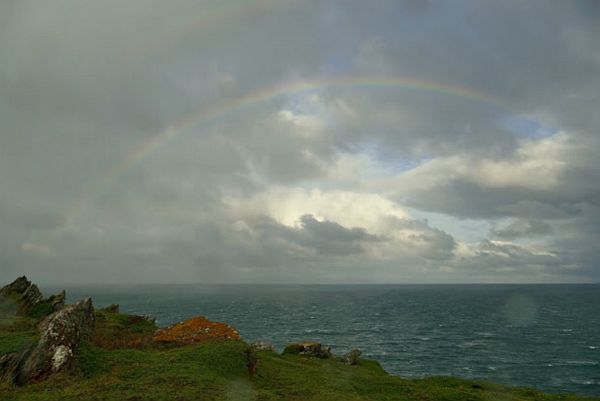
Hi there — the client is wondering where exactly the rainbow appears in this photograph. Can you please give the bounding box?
[66,75,506,220]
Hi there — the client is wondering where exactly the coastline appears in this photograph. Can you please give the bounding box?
[1,278,599,400]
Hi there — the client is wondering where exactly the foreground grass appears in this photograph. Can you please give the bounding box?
[1,311,598,401]
[0,317,38,356]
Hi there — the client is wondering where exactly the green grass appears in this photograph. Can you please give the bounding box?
[2,342,597,401]
[92,310,157,349]
[250,350,596,401]
[0,296,20,318]
[1,311,598,401]
[0,317,38,356]
[27,301,54,319]
[1,341,252,401]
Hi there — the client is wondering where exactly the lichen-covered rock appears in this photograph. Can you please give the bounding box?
[0,276,43,316]
[250,341,276,352]
[153,316,241,344]
[282,342,332,358]
[342,348,362,365]
[15,298,95,385]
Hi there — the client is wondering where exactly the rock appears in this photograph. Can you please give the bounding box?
[0,276,43,316]
[282,342,332,358]
[15,298,95,385]
[153,316,241,344]
[1,277,67,318]
[342,348,362,365]
[250,341,275,352]
[46,290,66,312]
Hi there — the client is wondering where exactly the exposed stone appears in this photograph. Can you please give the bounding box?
[282,342,332,358]
[0,276,43,316]
[153,316,241,344]
[50,345,72,371]
[15,297,95,385]
[342,348,362,365]
[250,341,276,352]
[46,290,66,312]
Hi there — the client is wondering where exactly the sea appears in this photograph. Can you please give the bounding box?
[51,284,599,396]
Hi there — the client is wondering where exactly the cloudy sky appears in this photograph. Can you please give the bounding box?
[1,0,599,284]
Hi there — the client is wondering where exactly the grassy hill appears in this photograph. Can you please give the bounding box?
[1,309,598,401]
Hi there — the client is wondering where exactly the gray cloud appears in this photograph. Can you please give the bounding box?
[491,220,553,240]
[1,0,599,284]
[0,202,66,230]
[277,214,383,256]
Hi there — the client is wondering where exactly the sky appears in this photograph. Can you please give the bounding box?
[1,0,599,285]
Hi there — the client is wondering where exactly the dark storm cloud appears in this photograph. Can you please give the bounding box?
[0,0,599,284]
[257,214,383,256]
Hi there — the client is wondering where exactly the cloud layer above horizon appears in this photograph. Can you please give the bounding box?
[1,0,599,284]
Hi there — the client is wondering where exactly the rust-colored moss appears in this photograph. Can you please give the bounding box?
[153,316,241,344]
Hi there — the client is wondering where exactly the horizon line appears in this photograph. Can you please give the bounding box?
[36,281,599,287]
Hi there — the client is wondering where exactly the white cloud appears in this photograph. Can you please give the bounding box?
[388,132,571,193]
[20,242,55,258]
[277,109,324,138]
[224,186,408,232]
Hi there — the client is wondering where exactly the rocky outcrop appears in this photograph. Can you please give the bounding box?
[0,276,66,317]
[46,290,66,313]
[0,276,43,316]
[14,298,95,385]
[250,341,276,352]
[342,348,362,365]
[153,316,241,344]
[282,342,331,358]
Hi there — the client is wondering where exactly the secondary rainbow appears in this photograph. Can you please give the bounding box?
[66,75,506,220]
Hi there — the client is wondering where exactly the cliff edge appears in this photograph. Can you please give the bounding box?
[1,277,597,401]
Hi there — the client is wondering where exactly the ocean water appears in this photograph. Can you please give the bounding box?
[55,284,599,395]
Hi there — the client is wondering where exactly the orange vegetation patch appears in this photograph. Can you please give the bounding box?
[153,316,241,344]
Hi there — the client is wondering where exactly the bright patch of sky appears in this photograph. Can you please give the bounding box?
[500,115,559,139]
[405,207,491,243]
[361,142,431,175]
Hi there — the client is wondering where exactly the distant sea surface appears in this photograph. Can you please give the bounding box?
[52,284,599,395]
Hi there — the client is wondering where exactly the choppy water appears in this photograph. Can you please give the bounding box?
[55,284,599,395]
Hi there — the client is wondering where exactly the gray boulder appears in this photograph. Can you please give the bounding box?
[250,341,276,352]
[282,342,332,358]
[342,348,362,365]
[15,297,95,385]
